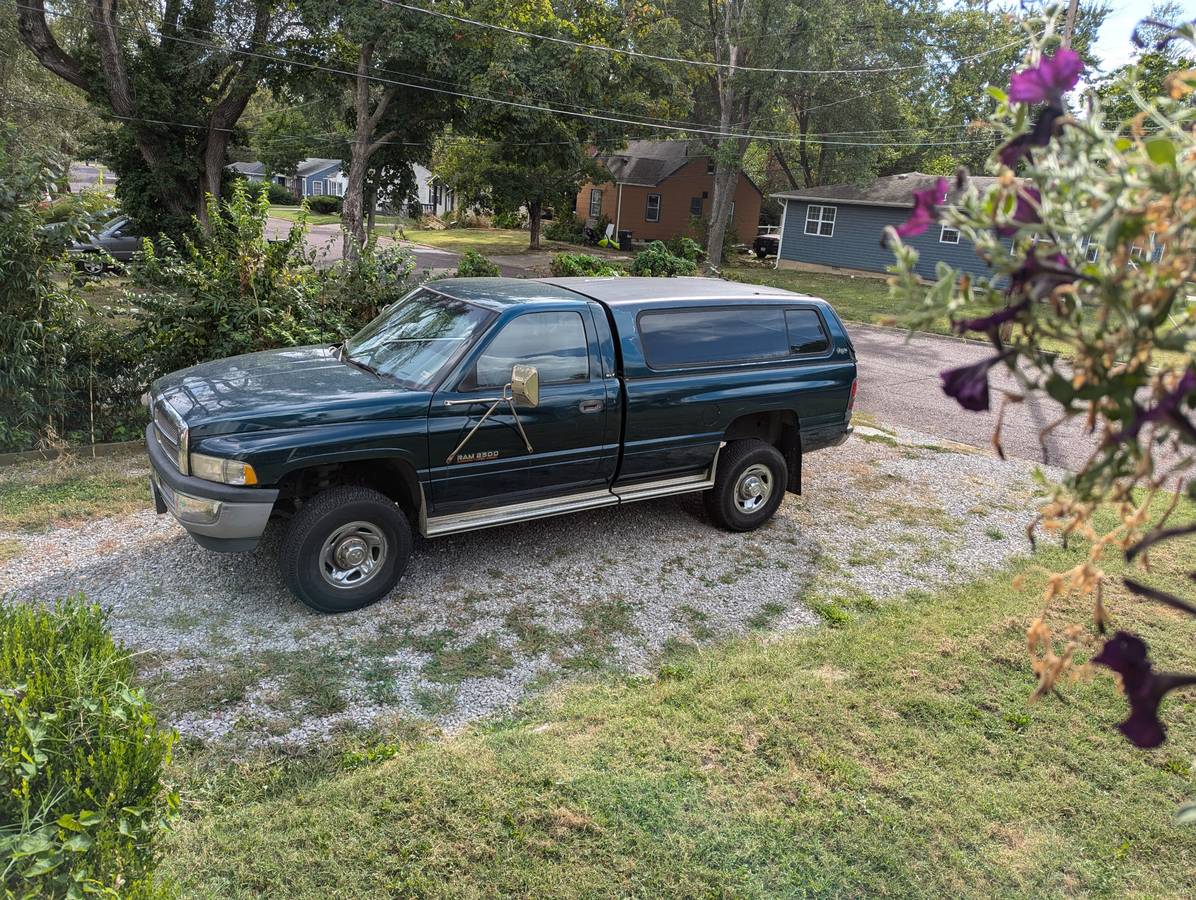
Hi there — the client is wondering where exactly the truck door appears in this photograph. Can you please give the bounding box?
[427,308,615,515]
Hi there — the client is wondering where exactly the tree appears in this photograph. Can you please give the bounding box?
[14,0,284,234]
[435,0,674,250]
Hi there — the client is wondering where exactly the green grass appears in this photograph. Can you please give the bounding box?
[267,205,408,228]
[0,452,149,531]
[400,226,593,257]
[723,264,979,335]
[163,519,1196,897]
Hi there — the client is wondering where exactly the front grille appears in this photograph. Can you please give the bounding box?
[152,396,188,473]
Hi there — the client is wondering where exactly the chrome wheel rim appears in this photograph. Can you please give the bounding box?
[81,260,103,274]
[319,521,387,590]
[734,463,773,514]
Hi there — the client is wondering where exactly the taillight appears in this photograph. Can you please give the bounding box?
[848,378,858,413]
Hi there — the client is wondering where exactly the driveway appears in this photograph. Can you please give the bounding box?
[850,323,1095,471]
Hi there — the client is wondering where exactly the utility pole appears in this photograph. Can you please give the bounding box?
[1063,0,1079,46]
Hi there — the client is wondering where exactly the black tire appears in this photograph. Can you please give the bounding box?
[76,258,105,276]
[280,485,412,613]
[703,439,788,532]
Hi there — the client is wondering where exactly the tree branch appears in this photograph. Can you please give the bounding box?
[92,0,134,116]
[14,0,88,92]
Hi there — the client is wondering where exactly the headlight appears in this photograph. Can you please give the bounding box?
[190,452,258,485]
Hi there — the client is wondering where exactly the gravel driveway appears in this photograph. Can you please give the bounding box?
[0,422,1058,749]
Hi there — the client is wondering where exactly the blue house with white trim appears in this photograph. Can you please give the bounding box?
[773,172,1001,282]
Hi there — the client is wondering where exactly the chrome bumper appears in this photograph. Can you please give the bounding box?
[145,423,278,552]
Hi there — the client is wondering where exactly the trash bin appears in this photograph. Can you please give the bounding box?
[618,229,632,251]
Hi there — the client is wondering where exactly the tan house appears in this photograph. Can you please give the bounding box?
[573,140,762,245]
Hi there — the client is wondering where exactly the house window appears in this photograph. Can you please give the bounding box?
[690,197,703,217]
[645,193,661,222]
[428,184,436,204]
[706,159,716,175]
[804,205,836,237]
[939,225,960,244]
[312,180,325,196]
[588,189,603,218]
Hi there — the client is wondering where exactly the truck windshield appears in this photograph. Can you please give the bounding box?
[343,288,493,389]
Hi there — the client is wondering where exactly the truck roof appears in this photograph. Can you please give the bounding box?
[429,276,824,310]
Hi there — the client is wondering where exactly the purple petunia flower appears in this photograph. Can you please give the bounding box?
[894,177,949,238]
[996,187,1041,237]
[1009,48,1084,105]
[1009,250,1080,300]
[953,298,1030,336]
[940,355,1004,412]
[1092,631,1196,748]
[1114,367,1196,444]
[997,105,1066,169]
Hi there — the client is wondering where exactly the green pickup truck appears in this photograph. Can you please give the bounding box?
[147,277,857,612]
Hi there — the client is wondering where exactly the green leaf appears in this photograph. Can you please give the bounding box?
[1145,137,1177,167]
[986,85,1008,103]
[63,833,93,853]
[1175,802,1196,825]
[57,813,83,832]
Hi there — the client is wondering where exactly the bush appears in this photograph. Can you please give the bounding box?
[491,208,526,230]
[543,215,586,244]
[307,194,342,214]
[0,598,177,897]
[664,236,706,264]
[456,250,501,278]
[265,181,297,205]
[628,241,699,277]
[549,252,622,277]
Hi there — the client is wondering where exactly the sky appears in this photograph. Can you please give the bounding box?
[1093,0,1196,73]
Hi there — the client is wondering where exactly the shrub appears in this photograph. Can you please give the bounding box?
[307,194,342,214]
[265,181,298,205]
[664,236,706,264]
[549,252,622,277]
[491,208,526,230]
[0,598,177,897]
[456,250,501,278]
[628,241,699,277]
[543,215,586,244]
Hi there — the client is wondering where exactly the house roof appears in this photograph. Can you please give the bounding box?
[295,157,343,176]
[771,172,1000,208]
[225,161,265,175]
[596,140,706,187]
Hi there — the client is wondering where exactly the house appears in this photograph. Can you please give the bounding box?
[772,172,1002,281]
[413,163,455,216]
[573,140,762,245]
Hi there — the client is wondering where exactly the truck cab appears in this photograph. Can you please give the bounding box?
[147,277,857,612]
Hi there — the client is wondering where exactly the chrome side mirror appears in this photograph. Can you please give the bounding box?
[510,364,539,408]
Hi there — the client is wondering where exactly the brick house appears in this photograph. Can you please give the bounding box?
[573,140,762,245]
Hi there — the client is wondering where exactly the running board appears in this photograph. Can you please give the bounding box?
[421,454,719,538]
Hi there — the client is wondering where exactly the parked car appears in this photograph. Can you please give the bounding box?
[68,215,142,273]
[753,225,780,259]
[145,277,858,612]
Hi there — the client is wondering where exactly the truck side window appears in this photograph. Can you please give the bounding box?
[784,309,829,355]
[474,311,589,388]
[639,308,789,368]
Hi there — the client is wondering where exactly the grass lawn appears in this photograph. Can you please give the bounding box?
[723,264,979,336]
[163,513,1196,897]
[0,451,149,532]
[267,205,409,229]
[400,226,592,257]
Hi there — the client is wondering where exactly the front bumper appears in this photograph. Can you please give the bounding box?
[146,423,278,552]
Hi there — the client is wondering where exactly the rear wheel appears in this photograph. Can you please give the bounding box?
[280,485,412,613]
[77,257,105,276]
[703,439,787,532]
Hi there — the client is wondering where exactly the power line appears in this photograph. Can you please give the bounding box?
[376,0,1030,76]
[15,5,1002,149]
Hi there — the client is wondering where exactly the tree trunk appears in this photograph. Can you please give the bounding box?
[705,151,740,269]
[772,143,800,191]
[342,43,398,261]
[528,199,542,250]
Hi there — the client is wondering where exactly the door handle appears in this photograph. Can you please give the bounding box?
[579,399,604,414]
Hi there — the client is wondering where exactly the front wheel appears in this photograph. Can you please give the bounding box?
[76,257,105,276]
[280,485,412,613]
[703,439,788,532]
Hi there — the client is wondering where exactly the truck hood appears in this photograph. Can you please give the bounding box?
[152,345,431,436]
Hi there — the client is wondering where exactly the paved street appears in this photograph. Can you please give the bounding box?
[849,323,1094,471]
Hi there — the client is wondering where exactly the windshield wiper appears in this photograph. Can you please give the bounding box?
[335,343,384,380]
